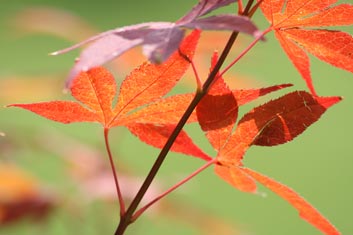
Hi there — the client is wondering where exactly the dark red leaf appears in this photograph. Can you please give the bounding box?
[218,91,341,165]
[253,91,342,146]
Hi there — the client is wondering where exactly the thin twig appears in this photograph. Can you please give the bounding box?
[132,159,216,221]
[104,128,125,216]
[115,31,241,235]
[219,27,272,77]
[115,1,257,234]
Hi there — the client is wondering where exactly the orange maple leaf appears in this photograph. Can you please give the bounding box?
[259,0,353,95]
[9,30,210,160]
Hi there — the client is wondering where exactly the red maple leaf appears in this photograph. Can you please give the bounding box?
[140,50,346,235]
[197,87,342,234]
[126,52,338,233]
[8,31,210,160]
[259,0,353,95]
[128,47,342,233]
[127,52,292,154]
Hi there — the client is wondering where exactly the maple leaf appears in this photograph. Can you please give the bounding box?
[123,51,292,126]
[259,0,353,95]
[125,52,291,155]
[216,91,341,166]
[101,50,291,160]
[165,50,341,233]
[8,31,208,160]
[51,0,261,84]
[196,52,238,152]
[127,123,212,161]
[197,90,341,234]
[121,84,291,125]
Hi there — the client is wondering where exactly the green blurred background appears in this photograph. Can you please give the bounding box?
[0,0,352,235]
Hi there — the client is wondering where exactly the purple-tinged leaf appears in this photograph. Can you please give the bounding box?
[55,22,184,84]
[51,23,155,56]
[52,0,262,86]
[177,0,237,24]
[67,34,142,87]
[182,14,258,36]
[142,26,185,63]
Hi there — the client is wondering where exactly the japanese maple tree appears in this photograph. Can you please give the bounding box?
[7,0,353,234]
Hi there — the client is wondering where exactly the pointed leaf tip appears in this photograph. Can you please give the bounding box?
[217,91,341,165]
[253,91,342,146]
[8,101,99,124]
[233,83,293,106]
[243,168,340,235]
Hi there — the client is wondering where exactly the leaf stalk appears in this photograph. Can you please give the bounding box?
[104,128,125,216]
[131,158,216,222]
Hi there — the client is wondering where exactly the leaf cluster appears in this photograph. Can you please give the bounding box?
[8,0,353,234]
